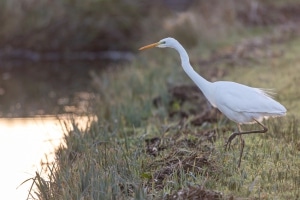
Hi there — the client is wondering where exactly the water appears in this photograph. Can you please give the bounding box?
[0,62,101,117]
[0,61,101,199]
[0,116,92,199]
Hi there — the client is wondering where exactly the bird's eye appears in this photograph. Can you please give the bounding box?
[161,41,166,44]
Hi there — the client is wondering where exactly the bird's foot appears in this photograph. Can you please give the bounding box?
[224,140,231,151]
[224,134,237,151]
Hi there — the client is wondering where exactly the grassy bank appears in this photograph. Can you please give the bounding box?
[29,28,300,199]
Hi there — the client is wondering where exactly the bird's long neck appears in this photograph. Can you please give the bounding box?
[174,44,213,102]
[176,44,211,93]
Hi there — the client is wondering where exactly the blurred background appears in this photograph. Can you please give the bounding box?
[1,0,299,117]
[1,0,300,199]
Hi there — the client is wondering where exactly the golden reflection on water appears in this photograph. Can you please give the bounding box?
[0,115,92,199]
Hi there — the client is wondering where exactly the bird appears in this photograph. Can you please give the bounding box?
[139,37,287,167]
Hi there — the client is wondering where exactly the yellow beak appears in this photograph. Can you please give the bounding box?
[139,42,159,50]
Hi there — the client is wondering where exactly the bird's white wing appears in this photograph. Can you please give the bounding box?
[214,81,286,115]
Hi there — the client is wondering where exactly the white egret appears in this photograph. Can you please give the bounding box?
[139,37,286,167]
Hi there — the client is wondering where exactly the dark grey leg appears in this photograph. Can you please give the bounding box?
[237,125,244,168]
[224,119,268,167]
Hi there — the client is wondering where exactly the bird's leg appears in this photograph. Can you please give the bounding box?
[238,125,245,168]
[225,120,268,150]
[224,120,268,167]
[224,126,239,150]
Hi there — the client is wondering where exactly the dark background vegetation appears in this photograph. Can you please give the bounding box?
[1,0,298,53]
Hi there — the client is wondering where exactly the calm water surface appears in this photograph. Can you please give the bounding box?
[0,62,102,199]
[0,116,92,199]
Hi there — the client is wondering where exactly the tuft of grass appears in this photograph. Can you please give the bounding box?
[29,119,149,199]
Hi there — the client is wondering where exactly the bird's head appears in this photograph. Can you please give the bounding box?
[139,37,178,50]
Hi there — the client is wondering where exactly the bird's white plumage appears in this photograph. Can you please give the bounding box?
[212,81,286,124]
[139,37,287,125]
